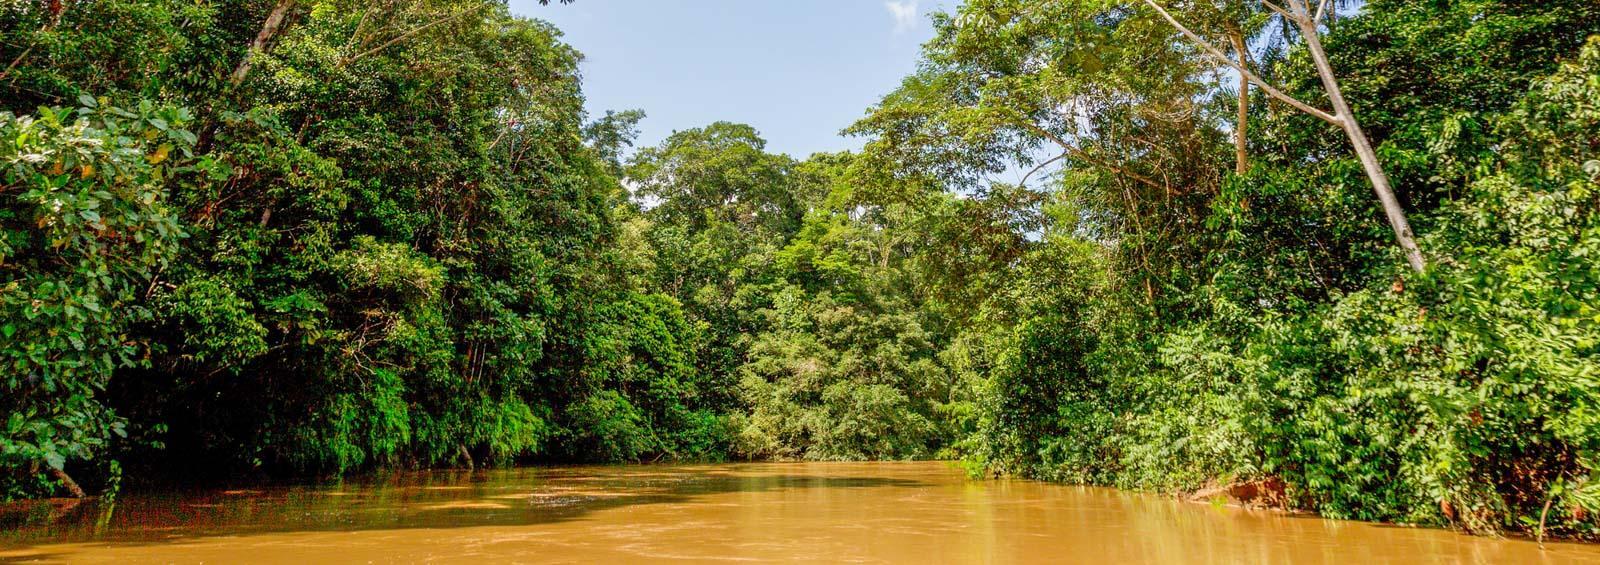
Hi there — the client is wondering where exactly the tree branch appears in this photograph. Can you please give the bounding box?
[1314,0,1333,24]
[342,1,492,66]
[230,0,296,87]
[1142,0,1341,125]
[50,467,86,498]
[345,6,374,51]
[1259,0,1299,22]
[0,46,34,84]
[1018,122,1167,192]
[1019,152,1070,187]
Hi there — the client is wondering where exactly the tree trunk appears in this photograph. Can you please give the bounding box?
[1294,3,1425,273]
[1228,28,1249,175]
[230,0,296,87]
[1143,0,1425,271]
[50,467,87,498]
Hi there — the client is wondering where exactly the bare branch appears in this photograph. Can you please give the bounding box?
[1142,0,1341,125]
[1259,0,1299,22]
[1314,0,1333,24]
[345,7,373,51]
[1019,152,1070,187]
[0,46,34,84]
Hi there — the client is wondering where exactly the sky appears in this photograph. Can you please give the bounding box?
[507,0,947,159]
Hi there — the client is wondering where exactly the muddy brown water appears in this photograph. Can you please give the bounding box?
[2,461,1598,564]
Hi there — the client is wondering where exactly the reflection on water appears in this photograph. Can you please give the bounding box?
[1,461,1597,564]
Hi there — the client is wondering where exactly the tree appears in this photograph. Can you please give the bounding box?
[1142,0,1426,272]
[1,100,194,497]
[850,0,1226,306]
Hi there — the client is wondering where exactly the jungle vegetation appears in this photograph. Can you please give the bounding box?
[3,0,1599,538]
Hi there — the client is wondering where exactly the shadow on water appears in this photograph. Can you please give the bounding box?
[0,462,924,554]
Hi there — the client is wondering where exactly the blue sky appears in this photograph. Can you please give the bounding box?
[508,1,946,159]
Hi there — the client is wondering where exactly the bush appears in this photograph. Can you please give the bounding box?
[1,99,192,497]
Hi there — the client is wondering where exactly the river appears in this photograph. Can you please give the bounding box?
[1,461,1597,563]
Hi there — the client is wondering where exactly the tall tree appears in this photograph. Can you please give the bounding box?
[1143,0,1426,272]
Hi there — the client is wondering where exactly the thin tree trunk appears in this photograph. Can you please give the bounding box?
[1228,28,1249,174]
[230,0,296,87]
[50,467,87,498]
[1293,2,1424,272]
[1145,0,1426,272]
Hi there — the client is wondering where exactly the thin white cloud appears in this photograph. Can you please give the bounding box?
[885,1,919,34]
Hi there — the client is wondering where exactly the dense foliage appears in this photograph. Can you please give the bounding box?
[3,0,1600,540]
[849,0,1600,538]
[1,0,715,492]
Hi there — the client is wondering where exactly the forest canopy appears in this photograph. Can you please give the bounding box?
[3,0,1599,539]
